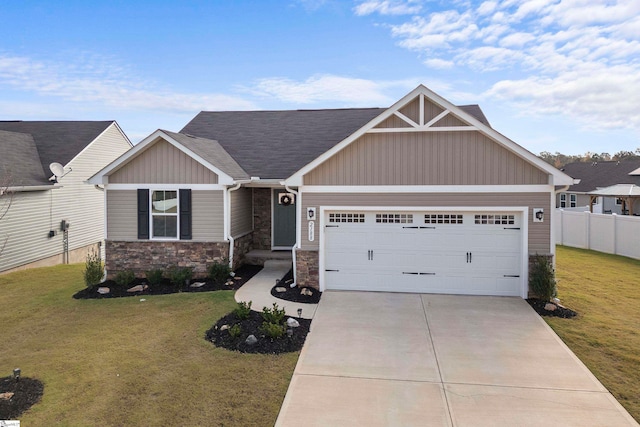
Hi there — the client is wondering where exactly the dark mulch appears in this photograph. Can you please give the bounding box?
[0,376,44,419]
[73,264,263,299]
[270,268,322,304]
[206,310,311,354]
[527,298,578,318]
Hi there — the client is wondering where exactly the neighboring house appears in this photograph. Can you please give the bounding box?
[0,121,132,273]
[89,85,573,298]
[556,160,640,214]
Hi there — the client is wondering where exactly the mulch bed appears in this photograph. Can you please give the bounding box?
[0,376,44,420]
[270,268,322,304]
[527,298,578,318]
[206,310,311,354]
[73,264,263,299]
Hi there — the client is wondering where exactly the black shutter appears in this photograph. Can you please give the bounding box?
[137,189,149,239]
[179,189,192,240]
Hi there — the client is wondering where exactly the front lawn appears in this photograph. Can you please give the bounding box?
[551,246,640,422]
[0,264,298,426]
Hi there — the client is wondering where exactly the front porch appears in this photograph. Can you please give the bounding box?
[244,249,293,266]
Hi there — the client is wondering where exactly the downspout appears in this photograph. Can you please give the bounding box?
[226,179,254,270]
[284,183,299,288]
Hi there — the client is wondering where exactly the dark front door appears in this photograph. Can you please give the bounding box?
[273,189,296,248]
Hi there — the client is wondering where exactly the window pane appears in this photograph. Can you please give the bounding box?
[153,216,177,238]
[152,191,178,213]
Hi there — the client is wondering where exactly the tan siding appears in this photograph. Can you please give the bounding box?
[192,191,224,241]
[303,131,549,186]
[424,99,445,123]
[106,190,137,240]
[299,192,550,254]
[433,113,468,127]
[230,187,253,237]
[374,115,413,128]
[109,139,219,184]
[399,96,420,123]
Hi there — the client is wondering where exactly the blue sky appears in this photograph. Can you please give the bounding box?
[1,0,638,155]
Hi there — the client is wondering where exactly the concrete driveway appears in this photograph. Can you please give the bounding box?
[276,291,637,426]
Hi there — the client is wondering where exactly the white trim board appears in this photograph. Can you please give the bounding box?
[104,184,227,191]
[300,185,553,193]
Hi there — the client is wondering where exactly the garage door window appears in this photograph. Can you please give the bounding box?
[424,214,463,224]
[329,213,365,223]
[474,214,515,225]
[375,213,413,223]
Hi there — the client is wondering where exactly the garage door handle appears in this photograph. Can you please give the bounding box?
[420,272,436,275]
[504,227,520,230]
[403,226,419,229]
[503,275,520,277]
[420,226,436,229]
[402,272,419,275]
[326,225,339,228]
[325,269,340,272]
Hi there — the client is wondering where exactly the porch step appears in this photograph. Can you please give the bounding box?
[244,250,293,267]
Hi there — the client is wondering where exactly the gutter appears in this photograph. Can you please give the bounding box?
[4,184,63,194]
[226,178,255,269]
[283,182,299,288]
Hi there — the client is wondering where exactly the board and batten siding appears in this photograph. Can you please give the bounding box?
[108,139,218,184]
[230,187,253,238]
[303,131,548,186]
[0,123,131,272]
[299,192,551,254]
[106,190,224,241]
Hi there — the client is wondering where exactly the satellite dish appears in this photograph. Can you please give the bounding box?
[49,162,65,179]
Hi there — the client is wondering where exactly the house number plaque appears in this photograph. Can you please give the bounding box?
[308,221,315,242]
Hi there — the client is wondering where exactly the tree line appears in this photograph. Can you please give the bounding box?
[538,149,640,168]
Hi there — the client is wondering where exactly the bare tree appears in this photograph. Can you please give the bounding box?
[0,172,13,257]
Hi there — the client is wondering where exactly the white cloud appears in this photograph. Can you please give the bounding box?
[423,58,454,69]
[354,0,422,16]
[0,54,256,114]
[477,1,498,16]
[247,74,419,105]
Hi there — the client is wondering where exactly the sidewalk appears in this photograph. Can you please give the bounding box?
[234,260,318,320]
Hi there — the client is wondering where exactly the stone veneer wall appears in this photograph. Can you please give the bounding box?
[527,253,554,298]
[232,233,253,270]
[105,240,229,278]
[252,188,271,250]
[296,249,319,290]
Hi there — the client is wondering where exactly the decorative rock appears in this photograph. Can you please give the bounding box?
[285,279,294,284]
[233,277,242,280]
[300,288,313,296]
[220,324,229,331]
[544,303,557,311]
[127,284,148,293]
[286,318,300,328]
[190,281,206,288]
[97,287,110,295]
[552,297,561,305]
[275,287,287,293]
[225,280,234,286]
[0,392,14,400]
[245,334,258,345]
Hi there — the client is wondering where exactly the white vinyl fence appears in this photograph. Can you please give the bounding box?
[556,209,640,260]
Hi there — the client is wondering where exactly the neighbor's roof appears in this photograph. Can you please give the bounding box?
[0,130,49,186]
[588,183,640,197]
[561,160,640,193]
[181,106,493,180]
[161,130,250,180]
[0,121,115,178]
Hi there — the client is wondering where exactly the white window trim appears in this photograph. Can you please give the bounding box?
[569,193,577,208]
[560,193,567,208]
[150,190,180,240]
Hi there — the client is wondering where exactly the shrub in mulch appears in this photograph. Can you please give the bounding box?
[527,298,578,318]
[270,268,322,304]
[206,310,311,354]
[73,264,263,299]
[0,376,44,419]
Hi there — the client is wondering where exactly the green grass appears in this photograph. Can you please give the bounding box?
[550,246,640,422]
[0,264,299,426]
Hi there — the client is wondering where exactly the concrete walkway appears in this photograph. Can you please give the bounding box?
[234,260,318,320]
[276,291,638,426]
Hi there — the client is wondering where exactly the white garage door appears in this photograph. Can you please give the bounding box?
[323,211,523,296]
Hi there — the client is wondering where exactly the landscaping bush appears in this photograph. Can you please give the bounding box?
[145,269,164,286]
[229,324,242,338]
[530,254,557,301]
[208,260,231,284]
[114,270,135,287]
[259,321,285,339]
[83,249,104,287]
[168,266,193,290]
[233,301,252,320]
[261,302,286,325]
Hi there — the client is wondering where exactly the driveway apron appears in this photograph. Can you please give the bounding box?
[276,291,637,427]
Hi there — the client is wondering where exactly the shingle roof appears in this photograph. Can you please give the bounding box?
[0,130,49,186]
[458,105,491,127]
[162,130,250,180]
[561,160,640,192]
[180,105,491,180]
[0,121,114,177]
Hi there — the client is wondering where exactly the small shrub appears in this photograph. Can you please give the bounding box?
[168,266,193,290]
[84,249,104,287]
[259,322,285,339]
[114,270,136,287]
[229,324,242,338]
[234,301,252,320]
[208,259,231,283]
[530,254,557,301]
[261,302,286,325]
[145,269,164,286]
